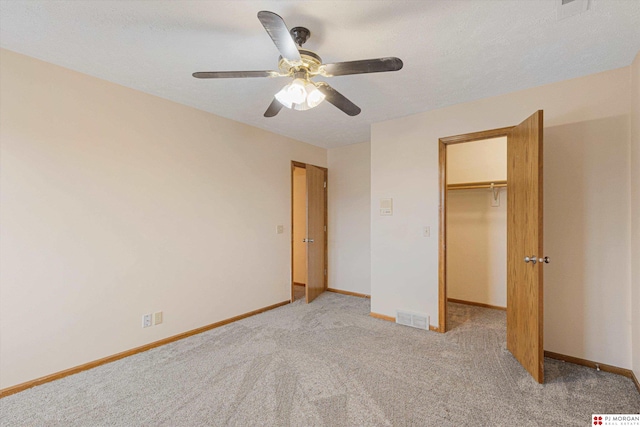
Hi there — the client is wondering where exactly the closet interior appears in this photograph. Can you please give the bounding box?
[446,136,507,311]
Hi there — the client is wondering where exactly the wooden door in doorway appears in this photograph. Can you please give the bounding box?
[305,165,327,303]
[506,110,545,383]
[438,110,545,384]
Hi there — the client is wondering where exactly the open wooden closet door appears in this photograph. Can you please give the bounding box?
[506,110,545,383]
[305,165,327,303]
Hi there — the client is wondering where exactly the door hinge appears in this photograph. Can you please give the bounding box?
[324,181,326,188]
[324,269,327,276]
[324,225,327,232]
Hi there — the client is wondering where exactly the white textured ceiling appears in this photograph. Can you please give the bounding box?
[1,0,639,148]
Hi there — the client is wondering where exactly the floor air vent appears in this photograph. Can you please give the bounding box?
[396,310,430,331]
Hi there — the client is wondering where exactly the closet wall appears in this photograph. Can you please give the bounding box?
[447,137,507,308]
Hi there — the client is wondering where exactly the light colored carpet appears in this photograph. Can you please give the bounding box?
[1,293,639,426]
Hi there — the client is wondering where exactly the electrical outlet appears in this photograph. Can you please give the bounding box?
[142,314,152,328]
[154,311,163,325]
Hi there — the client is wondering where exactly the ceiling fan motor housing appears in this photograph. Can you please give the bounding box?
[290,27,311,46]
[278,49,322,75]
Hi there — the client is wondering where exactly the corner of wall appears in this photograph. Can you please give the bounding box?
[630,51,640,384]
[0,49,328,389]
[327,142,372,296]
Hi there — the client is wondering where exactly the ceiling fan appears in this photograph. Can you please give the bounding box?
[193,11,403,117]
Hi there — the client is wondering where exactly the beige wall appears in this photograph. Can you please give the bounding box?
[371,66,633,369]
[447,189,507,308]
[0,49,327,389]
[631,52,640,381]
[447,137,507,184]
[292,167,307,284]
[447,138,507,307]
[327,142,371,295]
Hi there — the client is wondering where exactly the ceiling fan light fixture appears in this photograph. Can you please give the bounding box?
[276,79,326,111]
[275,78,307,107]
[305,83,326,108]
[274,88,293,109]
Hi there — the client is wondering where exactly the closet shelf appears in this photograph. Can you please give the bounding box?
[447,180,507,191]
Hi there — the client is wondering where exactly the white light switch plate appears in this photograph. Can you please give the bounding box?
[423,226,430,237]
[380,198,393,216]
[276,225,284,234]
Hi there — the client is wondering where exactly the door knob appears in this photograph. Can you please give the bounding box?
[538,256,550,264]
[524,256,537,264]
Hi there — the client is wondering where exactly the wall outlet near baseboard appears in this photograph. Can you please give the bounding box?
[154,311,163,325]
[142,314,152,328]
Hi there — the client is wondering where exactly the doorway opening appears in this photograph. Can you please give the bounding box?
[444,136,509,355]
[439,127,512,332]
[438,111,545,383]
[291,161,328,304]
[446,136,508,326]
[292,165,307,301]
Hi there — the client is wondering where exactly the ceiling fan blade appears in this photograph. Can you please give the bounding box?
[319,57,403,77]
[316,84,361,116]
[264,98,284,117]
[257,11,302,64]
[193,70,281,79]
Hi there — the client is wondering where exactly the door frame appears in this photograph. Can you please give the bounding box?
[437,126,514,332]
[290,161,328,303]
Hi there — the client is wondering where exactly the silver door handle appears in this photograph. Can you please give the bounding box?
[524,256,537,264]
[538,256,550,264]
[303,238,314,243]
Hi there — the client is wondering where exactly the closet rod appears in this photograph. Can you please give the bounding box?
[447,180,507,191]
